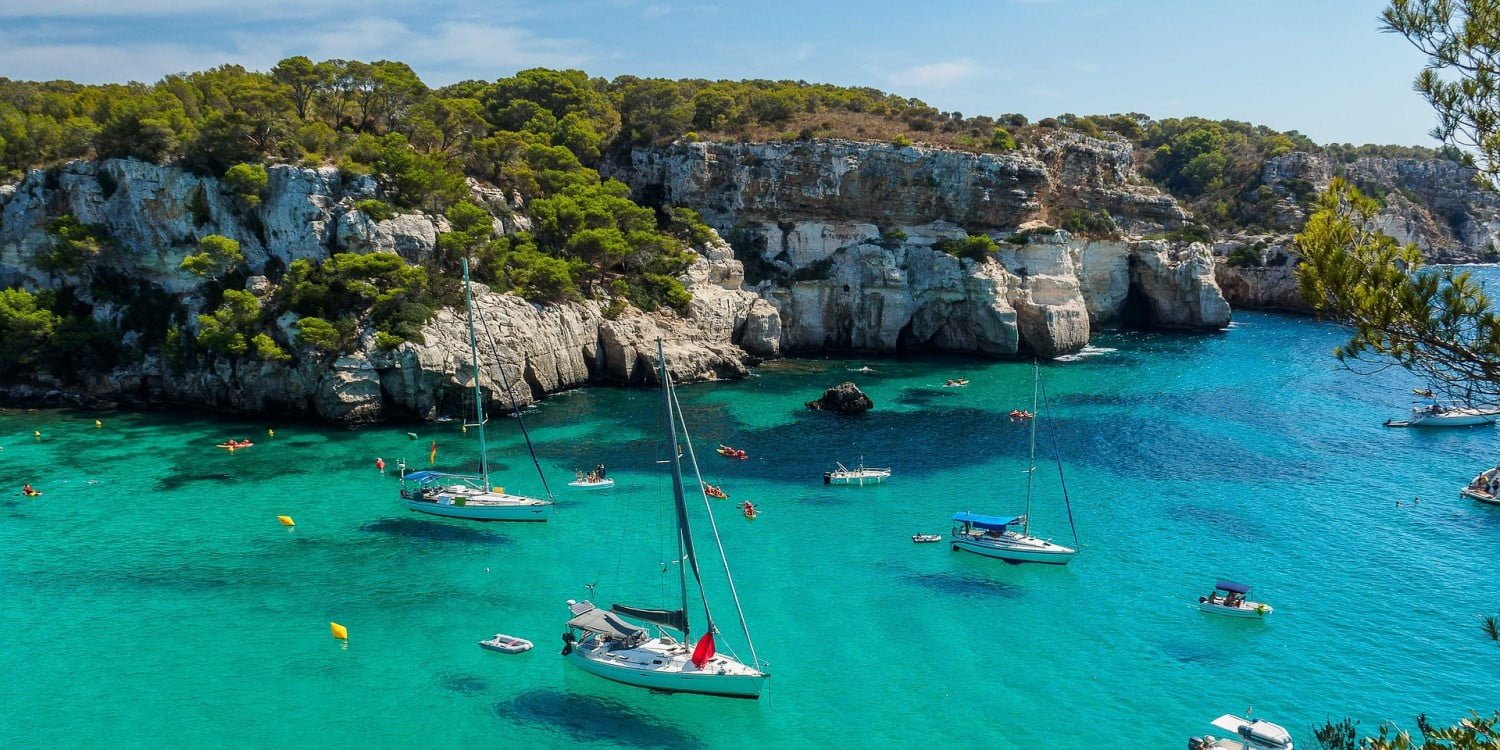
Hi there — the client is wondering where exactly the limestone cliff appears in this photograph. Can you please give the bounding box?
[0,135,1238,420]
[1260,151,1500,262]
[0,159,765,421]
[606,137,1229,358]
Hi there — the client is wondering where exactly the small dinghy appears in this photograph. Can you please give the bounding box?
[1460,464,1500,505]
[478,633,534,654]
[824,460,891,485]
[943,378,969,388]
[911,533,942,543]
[568,477,615,490]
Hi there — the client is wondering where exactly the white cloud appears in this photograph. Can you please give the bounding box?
[0,16,589,85]
[888,59,980,89]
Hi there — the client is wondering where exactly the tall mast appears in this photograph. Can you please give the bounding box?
[657,340,711,637]
[1023,360,1039,536]
[463,259,489,491]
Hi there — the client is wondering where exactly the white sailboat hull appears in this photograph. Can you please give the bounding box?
[951,532,1077,564]
[1390,407,1500,427]
[406,490,551,522]
[566,635,766,699]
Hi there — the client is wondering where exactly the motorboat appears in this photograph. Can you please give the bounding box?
[911,533,942,543]
[1198,580,1273,618]
[824,460,891,485]
[1385,401,1500,427]
[561,341,768,699]
[478,633,534,654]
[950,362,1079,565]
[1461,465,1500,505]
[399,259,553,523]
[1188,713,1294,749]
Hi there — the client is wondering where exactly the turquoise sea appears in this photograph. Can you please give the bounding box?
[3,309,1499,749]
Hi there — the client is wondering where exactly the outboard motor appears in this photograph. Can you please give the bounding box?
[1187,737,1210,750]
[823,472,831,484]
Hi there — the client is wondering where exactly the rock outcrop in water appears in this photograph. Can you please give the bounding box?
[0,134,1237,421]
[806,381,874,413]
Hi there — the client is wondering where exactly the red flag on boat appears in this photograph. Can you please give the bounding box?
[690,632,715,668]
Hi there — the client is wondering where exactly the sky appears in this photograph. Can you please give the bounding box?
[0,0,1441,147]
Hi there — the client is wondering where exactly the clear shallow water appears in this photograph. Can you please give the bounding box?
[2,310,1499,749]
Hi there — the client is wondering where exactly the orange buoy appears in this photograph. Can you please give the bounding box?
[330,622,348,640]
[277,515,295,527]
[375,457,386,472]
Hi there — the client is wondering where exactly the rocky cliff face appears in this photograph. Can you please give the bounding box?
[607,137,1229,358]
[0,136,1238,420]
[0,159,768,421]
[1261,151,1500,262]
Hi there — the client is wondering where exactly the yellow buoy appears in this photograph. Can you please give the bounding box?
[94,420,102,429]
[277,515,295,527]
[267,428,275,438]
[330,622,348,640]
[33,430,41,440]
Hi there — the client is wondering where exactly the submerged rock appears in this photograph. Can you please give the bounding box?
[806,381,874,413]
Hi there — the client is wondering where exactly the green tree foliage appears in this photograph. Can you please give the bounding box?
[1314,712,1500,749]
[38,215,108,276]
[179,234,245,279]
[1383,0,1500,178]
[222,163,269,205]
[936,234,999,261]
[195,288,262,358]
[1141,117,1316,229]
[293,315,343,353]
[280,251,446,345]
[1296,178,1500,403]
[0,287,59,375]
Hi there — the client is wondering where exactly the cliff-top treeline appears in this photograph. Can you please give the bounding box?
[0,59,1470,233]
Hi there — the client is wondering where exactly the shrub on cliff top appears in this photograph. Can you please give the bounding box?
[222,163,269,205]
[936,234,999,261]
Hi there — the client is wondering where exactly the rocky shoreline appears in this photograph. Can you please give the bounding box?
[8,132,1483,422]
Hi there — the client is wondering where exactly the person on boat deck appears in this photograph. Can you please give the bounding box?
[595,464,606,479]
[1206,592,1220,605]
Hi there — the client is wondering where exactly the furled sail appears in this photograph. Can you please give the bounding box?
[611,603,688,634]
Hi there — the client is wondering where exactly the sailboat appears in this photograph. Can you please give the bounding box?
[951,361,1078,564]
[398,259,553,522]
[561,340,768,699]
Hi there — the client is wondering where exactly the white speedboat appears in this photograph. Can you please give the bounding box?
[950,362,1079,565]
[824,461,891,485]
[399,260,553,523]
[561,341,768,699]
[478,633,533,654]
[1386,402,1500,427]
[912,533,942,543]
[1461,465,1500,505]
[1188,713,1294,749]
[1197,580,1273,618]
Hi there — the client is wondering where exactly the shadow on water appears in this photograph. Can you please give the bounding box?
[438,673,490,696]
[902,571,1025,599]
[1164,504,1263,542]
[495,689,705,750]
[359,517,512,546]
[154,472,233,491]
[1155,636,1230,666]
